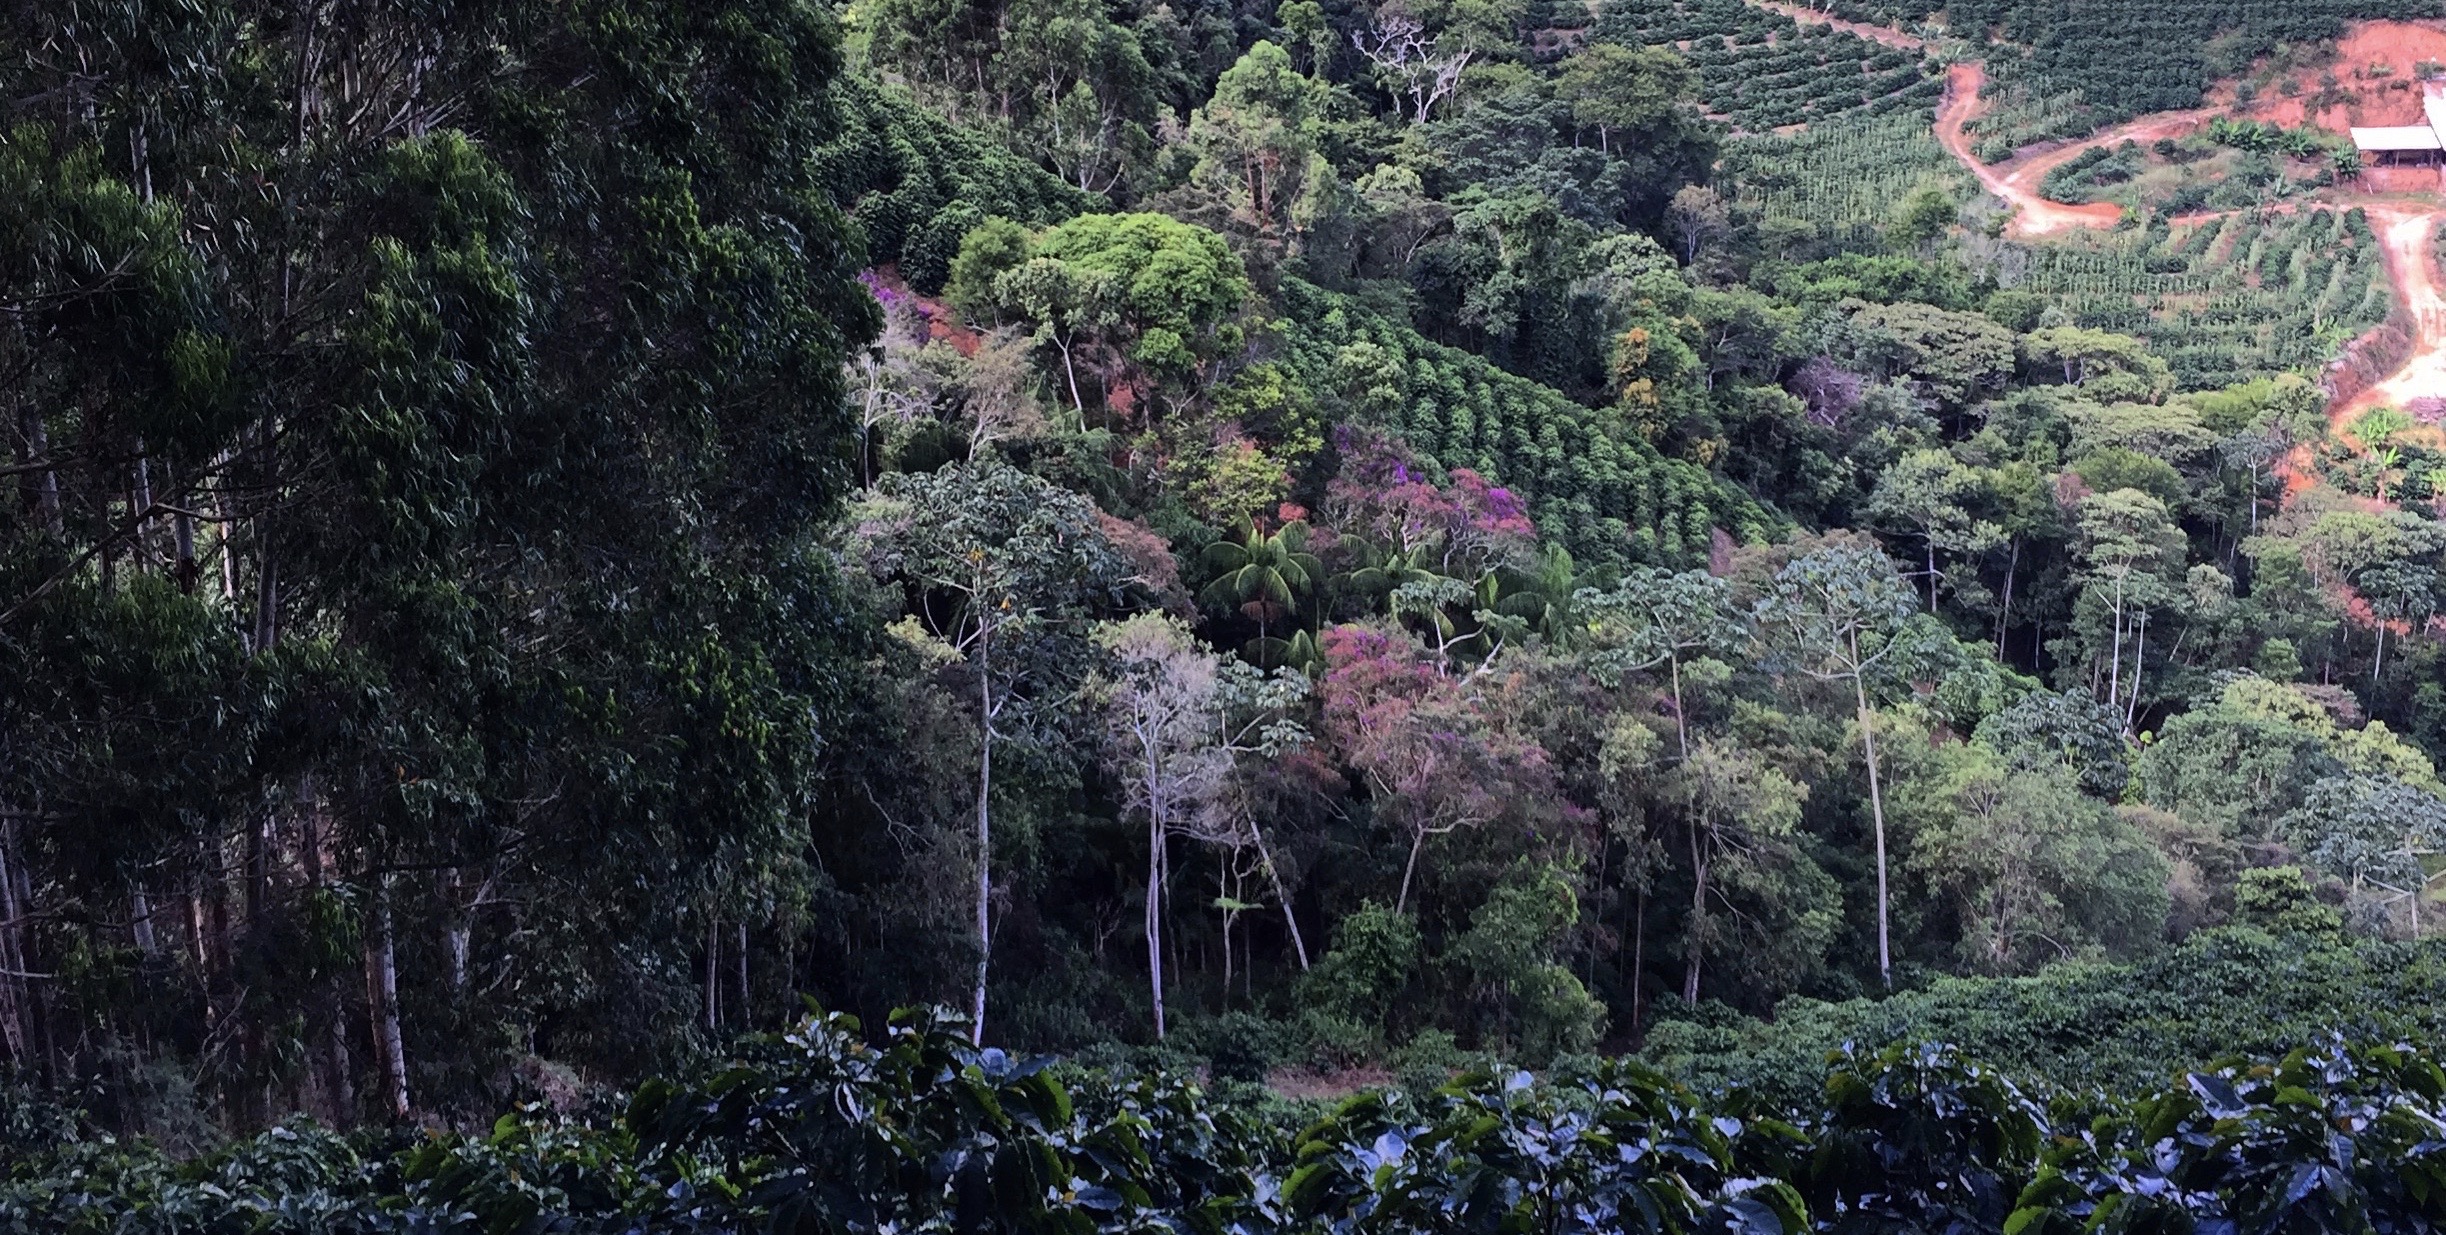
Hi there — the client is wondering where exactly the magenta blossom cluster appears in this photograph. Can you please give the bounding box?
[1327,426,1537,571]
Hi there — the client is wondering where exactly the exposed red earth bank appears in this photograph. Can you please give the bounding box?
[1910,23,2446,440]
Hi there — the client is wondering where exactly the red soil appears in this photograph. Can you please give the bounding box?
[867,263,983,356]
[2335,203,2446,436]
[2248,20,2446,132]
[1906,19,2446,496]
[1936,62,2130,236]
[1749,0,1924,52]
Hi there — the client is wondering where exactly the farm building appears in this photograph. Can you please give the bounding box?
[2352,83,2446,166]
[2352,125,2443,166]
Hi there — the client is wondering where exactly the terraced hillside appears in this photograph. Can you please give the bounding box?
[1596,0,1942,131]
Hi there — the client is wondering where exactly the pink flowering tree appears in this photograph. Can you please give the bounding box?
[1322,429,1541,667]
[1325,429,1536,569]
[1317,623,1556,912]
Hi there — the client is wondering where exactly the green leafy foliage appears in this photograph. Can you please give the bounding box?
[1595,0,1942,133]
[1275,280,1769,565]
[1824,0,2441,127]
[820,77,1101,292]
[11,1012,2446,1233]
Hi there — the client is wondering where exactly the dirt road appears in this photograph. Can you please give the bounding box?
[1732,0,2446,434]
[1932,62,2229,237]
[1748,0,1923,51]
[2337,205,2446,425]
[1924,61,2446,427]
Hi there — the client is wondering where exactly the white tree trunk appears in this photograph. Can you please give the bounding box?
[1147,814,1166,1039]
[971,629,994,1045]
[1252,826,1309,971]
[1850,643,1893,990]
[369,883,410,1120]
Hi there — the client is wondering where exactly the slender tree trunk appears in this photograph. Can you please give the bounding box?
[446,883,471,995]
[301,796,352,1123]
[326,1007,355,1124]
[207,849,231,1041]
[1252,826,1309,971]
[736,922,750,1027]
[172,473,198,595]
[2106,577,2125,710]
[253,531,279,655]
[131,443,155,573]
[1164,838,1181,992]
[2127,611,2148,729]
[22,410,61,536]
[1995,537,2019,660]
[247,809,270,925]
[972,629,994,1045]
[252,416,279,655]
[130,888,157,954]
[368,882,410,1120]
[217,468,240,607]
[1926,539,1939,612]
[1396,829,1427,914]
[11,821,53,1076]
[1055,335,1086,419]
[1221,902,1234,1001]
[0,817,27,1065]
[1146,811,1166,1039]
[1629,888,1647,1035]
[704,922,720,1030]
[187,890,213,1031]
[1849,644,1893,990]
[1683,821,1707,1004]
[1669,655,1690,760]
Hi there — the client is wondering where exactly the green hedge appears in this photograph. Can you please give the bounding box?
[10,1005,2446,1233]
[816,78,1098,292]
[1275,279,1772,566]
[1643,926,2446,1104]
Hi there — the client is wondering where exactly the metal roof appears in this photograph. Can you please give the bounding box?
[2353,125,2445,151]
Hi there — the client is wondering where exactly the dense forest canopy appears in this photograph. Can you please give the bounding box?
[9,0,2446,1225]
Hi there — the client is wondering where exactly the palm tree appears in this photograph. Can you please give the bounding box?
[1202,521,1324,665]
[1490,543,1585,645]
[1334,538,1440,610]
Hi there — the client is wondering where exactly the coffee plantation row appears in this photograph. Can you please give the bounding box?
[6,1007,2443,1234]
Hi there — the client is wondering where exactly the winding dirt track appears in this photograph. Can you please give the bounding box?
[1748,0,1924,51]
[1932,62,2232,236]
[1729,0,2446,426]
[1923,60,2446,424]
[2339,206,2446,422]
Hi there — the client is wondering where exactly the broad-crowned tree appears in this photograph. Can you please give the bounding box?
[2281,774,2446,936]
[2071,488,2184,728]
[1903,745,2168,974]
[2134,676,2445,840]
[851,461,1133,1040]
[1317,623,1555,914]
[1754,545,1920,988]
[1865,449,2001,612]
[1090,613,1307,1037]
[1579,568,1747,759]
[1175,43,1348,266]
[1553,42,1694,155]
[2021,327,2175,404]
[1669,737,1813,1003]
[952,213,1250,418]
